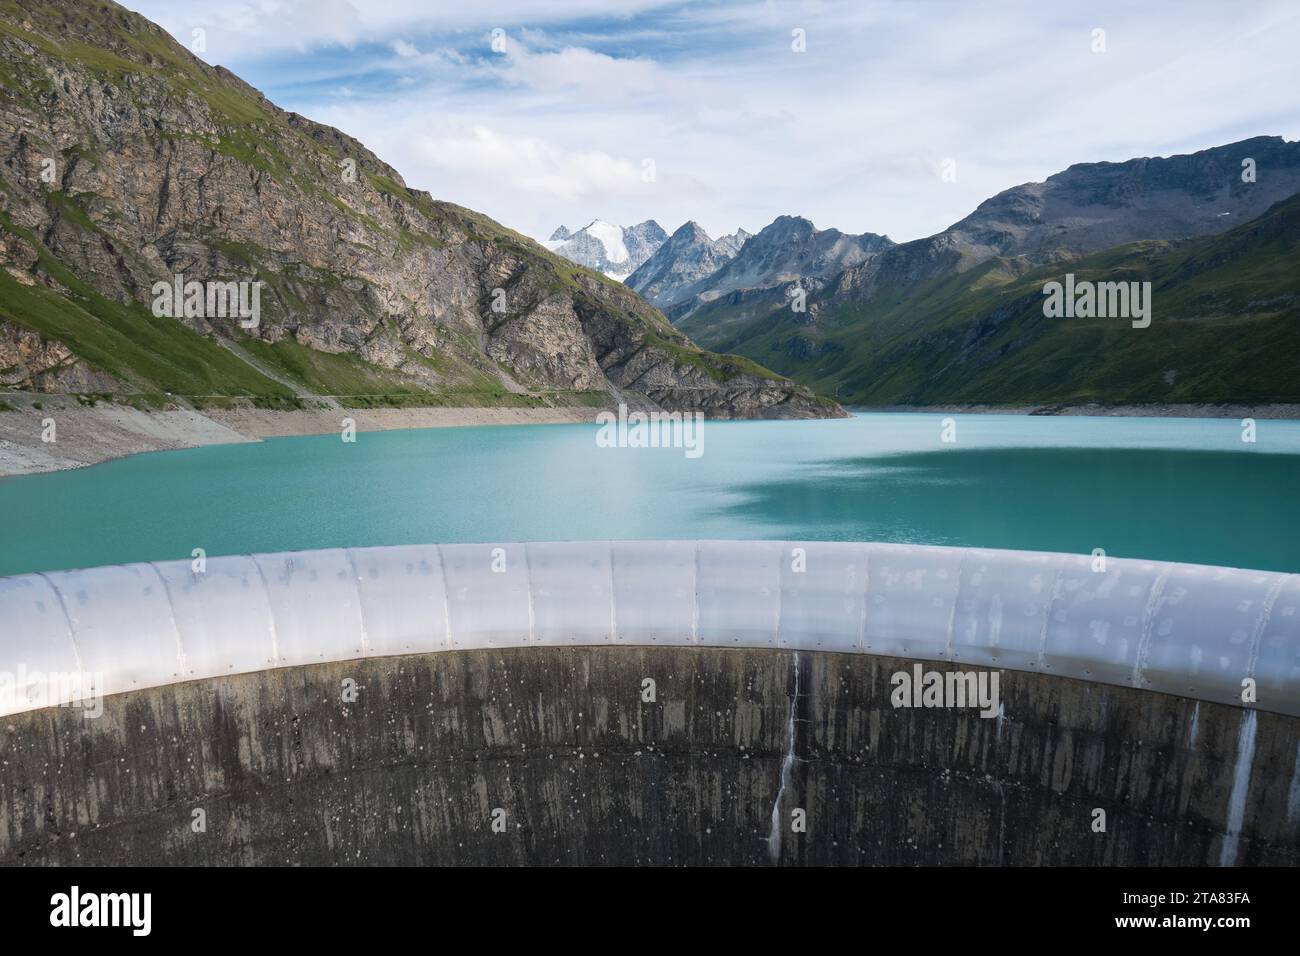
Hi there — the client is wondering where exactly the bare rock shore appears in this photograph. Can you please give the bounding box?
[4,396,1297,479]
[0,395,601,477]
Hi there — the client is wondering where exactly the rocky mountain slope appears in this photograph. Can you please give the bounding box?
[831,136,1300,305]
[544,219,667,281]
[624,221,750,308]
[651,215,893,323]
[0,0,841,420]
[680,137,1300,405]
[705,191,1300,406]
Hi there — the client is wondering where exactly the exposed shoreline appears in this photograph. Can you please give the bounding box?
[2,396,1297,478]
[0,396,603,477]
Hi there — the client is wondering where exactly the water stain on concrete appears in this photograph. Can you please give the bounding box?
[1,647,1296,865]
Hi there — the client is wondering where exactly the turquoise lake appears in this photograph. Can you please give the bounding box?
[2,412,1298,577]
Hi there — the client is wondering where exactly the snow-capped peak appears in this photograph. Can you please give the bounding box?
[542,219,668,279]
[584,220,629,264]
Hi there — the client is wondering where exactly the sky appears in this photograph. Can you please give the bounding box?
[123,0,1300,245]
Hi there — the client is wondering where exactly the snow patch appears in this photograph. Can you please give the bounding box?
[585,220,629,264]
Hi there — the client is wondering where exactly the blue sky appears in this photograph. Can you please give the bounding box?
[124,0,1300,244]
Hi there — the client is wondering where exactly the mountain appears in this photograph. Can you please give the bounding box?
[544,219,668,280]
[821,192,1300,405]
[714,228,752,258]
[625,221,748,307]
[693,217,892,300]
[833,136,1300,304]
[0,1,841,421]
[635,216,893,329]
[693,190,1300,407]
[679,137,1300,405]
[623,220,669,274]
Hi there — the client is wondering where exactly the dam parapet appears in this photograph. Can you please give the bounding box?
[2,540,1298,717]
[1,542,1297,865]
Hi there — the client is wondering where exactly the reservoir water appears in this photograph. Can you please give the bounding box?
[1,412,1298,577]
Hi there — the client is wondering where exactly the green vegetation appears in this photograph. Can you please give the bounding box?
[0,214,295,397]
[174,394,301,410]
[45,189,102,233]
[365,171,408,199]
[0,0,826,416]
[0,0,269,125]
[239,338,430,399]
[643,333,783,384]
[693,194,1300,406]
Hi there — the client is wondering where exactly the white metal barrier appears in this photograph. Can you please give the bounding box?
[1,542,1297,717]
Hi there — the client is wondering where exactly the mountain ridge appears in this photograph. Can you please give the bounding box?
[675,137,1300,405]
[694,190,1300,406]
[626,220,748,308]
[0,0,842,421]
[543,218,668,281]
[627,214,893,322]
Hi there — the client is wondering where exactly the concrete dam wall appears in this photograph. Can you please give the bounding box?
[1,541,1298,865]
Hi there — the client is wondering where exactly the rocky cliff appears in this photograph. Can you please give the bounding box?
[0,0,842,420]
[652,215,894,322]
[625,220,746,308]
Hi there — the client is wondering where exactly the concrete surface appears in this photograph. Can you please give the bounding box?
[1,647,1297,866]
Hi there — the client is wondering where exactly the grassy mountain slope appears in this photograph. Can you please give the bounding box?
[690,193,1300,406]
[681,137,1300,406]
[0,0,840,418]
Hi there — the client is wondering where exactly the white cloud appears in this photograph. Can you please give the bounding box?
[124,1,1300,244]
[123,0,686,59]
[416,126,650,202]
[509,47,660,99]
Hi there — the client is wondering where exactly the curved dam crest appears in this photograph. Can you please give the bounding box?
[1,541,1298,865]
[1,540,1297,716]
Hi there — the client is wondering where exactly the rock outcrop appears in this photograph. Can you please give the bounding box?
[626,221,748,308]
[0,0,842,420]
[633,215,893,322]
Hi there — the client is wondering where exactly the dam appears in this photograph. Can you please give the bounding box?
[1,540,1298,865]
